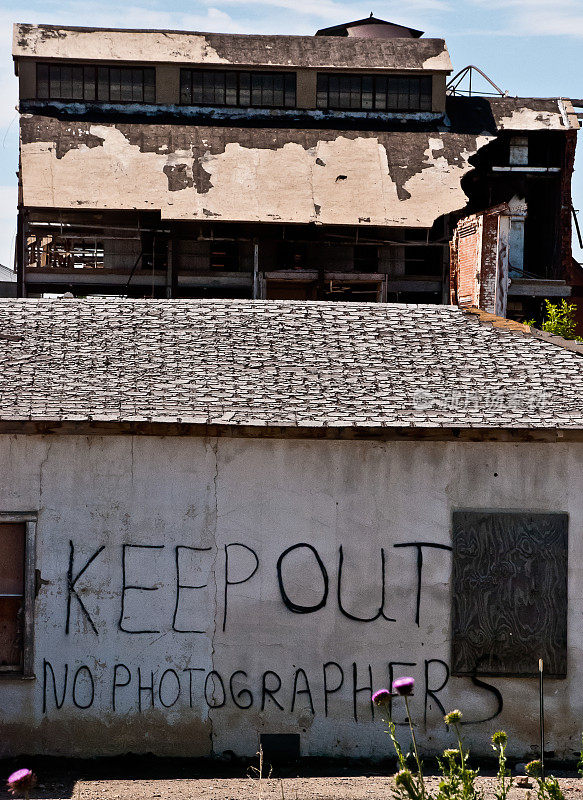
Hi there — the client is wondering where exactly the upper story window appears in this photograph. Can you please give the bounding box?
[180,69,296,108]
[36,63,156,103]
[316,73,432,112]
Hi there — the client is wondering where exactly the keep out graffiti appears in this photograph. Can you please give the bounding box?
[66,540,452,634]
[42,538,503,722]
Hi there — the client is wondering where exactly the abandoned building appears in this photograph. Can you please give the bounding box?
[11,21,581,321]
[0,297,583,759]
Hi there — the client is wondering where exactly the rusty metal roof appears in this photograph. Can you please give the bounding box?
[1,299,582,430]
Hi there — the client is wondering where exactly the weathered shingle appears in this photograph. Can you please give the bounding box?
[0,299,582,430]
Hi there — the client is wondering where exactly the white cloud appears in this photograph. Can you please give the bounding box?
[466,0,583,36]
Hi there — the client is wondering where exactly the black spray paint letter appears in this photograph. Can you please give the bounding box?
[223,543,259,632]
[65,540,105,635]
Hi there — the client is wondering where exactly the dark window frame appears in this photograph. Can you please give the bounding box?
[316,73,432,112]
[180,69,296,109]
[0,514,36,679]
[36,63,156,103]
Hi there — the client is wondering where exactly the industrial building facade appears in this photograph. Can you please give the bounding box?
[12,21,581,322]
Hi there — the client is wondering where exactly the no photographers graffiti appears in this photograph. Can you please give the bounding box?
[43,536,503,723]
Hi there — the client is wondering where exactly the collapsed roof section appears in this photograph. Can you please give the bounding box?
[19,98,578,229]
[12,23,451,72]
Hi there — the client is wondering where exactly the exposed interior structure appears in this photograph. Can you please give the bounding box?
[12,21,580,320]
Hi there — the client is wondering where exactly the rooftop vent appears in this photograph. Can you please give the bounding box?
[315,14,423,38]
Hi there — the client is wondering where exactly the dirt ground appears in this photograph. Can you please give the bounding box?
[1,762,582,800]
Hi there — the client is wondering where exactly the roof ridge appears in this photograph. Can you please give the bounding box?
[463,306,583,355]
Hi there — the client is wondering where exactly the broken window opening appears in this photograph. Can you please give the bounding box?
[403,231,443,277]
[210,242,239,271]
[353,245,379,273]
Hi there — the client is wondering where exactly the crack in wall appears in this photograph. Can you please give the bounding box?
[208,436,220,757]
[38,438,53,511]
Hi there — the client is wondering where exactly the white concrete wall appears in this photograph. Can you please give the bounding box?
[0,434,581,760]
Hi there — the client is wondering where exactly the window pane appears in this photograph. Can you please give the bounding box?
[83,67,96,101]
[60,65,72,99]
[131,69,143,102]
[180,70,191,104]
[0,597,23,668]
[239,72,250,105]
[420,77,432,111]
[262,73,275,106]
[109,68,121,101]
[338,75,351,109]
[273,73,284,107]
[349,75,361,109]
[397,77,409,110]
[37,64,49,99]
[361,76,373,110]
[225,72,237,106]
[143,68,156,103]
[72,66,84,100]
[119,68,132,102]
[251,73,263,106]
[316,74,328,108]
[98,67,109,101]
[191,71,202,104]
[49,65,61,99]
[387,76,398,109]
[374,76,387,110]
[0,523,24,595]
[328,75,339,108]
[284,73,296,107]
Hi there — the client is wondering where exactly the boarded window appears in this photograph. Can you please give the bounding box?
[0,523,26,671]
[37,63,155,103]
[180,69,296,108]
[316,73,432,112]
[452,511,568,677]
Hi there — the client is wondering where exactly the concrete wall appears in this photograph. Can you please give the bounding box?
[0,433,581,760]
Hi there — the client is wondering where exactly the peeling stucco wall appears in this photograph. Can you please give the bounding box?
[20,117,492,228]
[0,434,582,760]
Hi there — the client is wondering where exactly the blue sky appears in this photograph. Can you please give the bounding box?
[0,0,581,269]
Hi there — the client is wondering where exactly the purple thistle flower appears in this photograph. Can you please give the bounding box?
[7,769,36,796]
[372,688,392,706]
[392,676,415,696]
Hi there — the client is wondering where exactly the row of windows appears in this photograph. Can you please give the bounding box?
[316,73,432,111]
[179,69,296,108]
[35,63,433,112]
[37,64,155,103]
